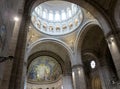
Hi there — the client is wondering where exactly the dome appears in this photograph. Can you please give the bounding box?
[31,1,83,35]
[27,56,62,84]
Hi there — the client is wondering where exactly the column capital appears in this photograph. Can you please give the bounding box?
[72,64,83,69]
[106,33,120,79]
[106,34,117,45]
[106,32,120,42]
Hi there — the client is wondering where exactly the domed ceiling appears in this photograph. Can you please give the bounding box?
[31,1,83,35]
[27,56,62,84]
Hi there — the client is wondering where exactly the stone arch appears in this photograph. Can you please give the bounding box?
[25,0,112,35]
[26,38,73,74]
[26,38,73,61]
[74,23,101,66]
[27,51,64,84]
[77,24,105,89]
[27,51,64,73]
[76,22,118,89]
[75,21,100,52]
[82,52,103,89]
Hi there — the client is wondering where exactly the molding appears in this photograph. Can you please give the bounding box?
[27,51,64,71]
[72,64,83,69]
[27,38,73,55]
[25,38,74,64]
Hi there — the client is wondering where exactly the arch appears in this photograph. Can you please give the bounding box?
[75,20,100,53]
[76,20,118,89]
[27,51,64,84]
[25,0,112,36]
[26,38,74,67]
[76,23,107,62]
[27,51,64,70]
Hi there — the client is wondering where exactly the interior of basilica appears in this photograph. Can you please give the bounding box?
[0,0,120,89]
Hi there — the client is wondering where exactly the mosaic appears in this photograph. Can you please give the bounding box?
[28,56,62,83]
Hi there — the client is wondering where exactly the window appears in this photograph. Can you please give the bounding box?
[67,8,72,18]
[55,11,60,21]
[35,7,39,14]
[43,9,47,19]
[74,5,77,14]
[49,11,53,21]
[61,10,66,20]
[71,4,77,14]
[38,6,42,16]
[90,60,96,69]
[71,4,75,14]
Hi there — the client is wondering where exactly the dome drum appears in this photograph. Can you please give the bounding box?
[31,1,83,35]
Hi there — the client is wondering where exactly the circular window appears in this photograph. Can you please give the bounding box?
[31,1,83,35]
[90,60,96,69]
[28,56,62,84]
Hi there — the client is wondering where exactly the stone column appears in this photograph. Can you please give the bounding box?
[107,35,120,79]
[8,14,29,89]
[72,65,86,89]
[98,60,113,89]
[62,74,73,89]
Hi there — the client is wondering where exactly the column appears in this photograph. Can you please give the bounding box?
[98,58,113,89]
[1,13,22,89]
[8,15,29,89]
[62,74,73,89]
[107,35,120,79]
[72,65,86,89]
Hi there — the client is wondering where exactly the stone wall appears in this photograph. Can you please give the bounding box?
[0,0,24,88]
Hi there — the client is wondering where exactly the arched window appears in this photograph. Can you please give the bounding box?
[71,4,75,14]
[61,10,66,20]
[71,4,78,14]
[55,11,60,21]
[35,7,39,14]
[43,9,47,19]
[38,6,42,16]
[74,5,77,14]
[67,8,72,18]
[49,11,53,21]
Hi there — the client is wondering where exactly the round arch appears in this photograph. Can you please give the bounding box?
[25,0,112,36]
[26,38,73,60]
[75,23,102,64]
[75,21,100,52]
[25,38,74,73]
